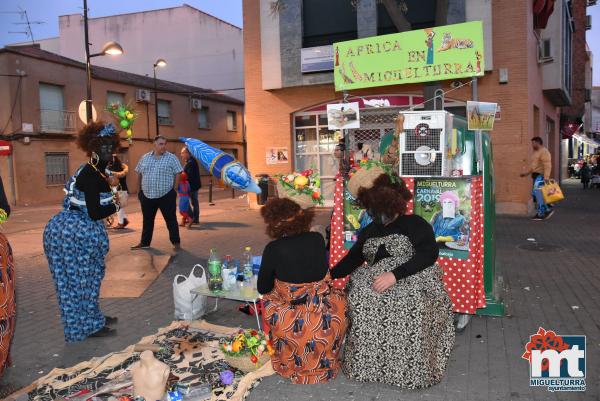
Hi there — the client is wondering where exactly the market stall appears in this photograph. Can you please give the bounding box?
[329,111,503,317]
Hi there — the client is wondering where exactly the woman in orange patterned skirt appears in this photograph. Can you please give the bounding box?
[0,175,15,378]
[258,198,347,384]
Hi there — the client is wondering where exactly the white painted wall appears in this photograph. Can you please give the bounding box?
[56,5,244,99]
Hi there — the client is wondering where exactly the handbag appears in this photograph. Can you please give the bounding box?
[541,179,565,204]
[173,264,207,320]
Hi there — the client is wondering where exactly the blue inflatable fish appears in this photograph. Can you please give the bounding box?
[179,137,261,194]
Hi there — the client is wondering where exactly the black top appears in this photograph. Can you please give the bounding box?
[257,231,329,294]
[331,214,439,281]
[108,156,128,192]
[74,163,117,221]
[0,176,10,217]
[184,157,201,191]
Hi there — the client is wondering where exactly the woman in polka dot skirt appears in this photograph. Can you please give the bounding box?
[331,172,455,389]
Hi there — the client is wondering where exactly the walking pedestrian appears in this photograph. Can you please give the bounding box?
[520,136,554,220]
[43,122,121,341]
[132,135,183,251]
[580,162,591,189]
[180,147,201,224]
[107,154,129,229]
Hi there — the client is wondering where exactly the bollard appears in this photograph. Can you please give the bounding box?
[209,179,215,206]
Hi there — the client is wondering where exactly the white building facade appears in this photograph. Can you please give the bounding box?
[29,4,244,100]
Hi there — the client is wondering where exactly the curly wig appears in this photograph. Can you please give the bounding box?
[261,198,315,239]
[357,173,412,218]
[76,121,120,156]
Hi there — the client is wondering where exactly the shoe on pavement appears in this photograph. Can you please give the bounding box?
[122,218,129,228]
[131,243,150,250]
[105,316,118,326]
[89,325,116,338]
[531,214,544,221]
[544,209,555,220]
[173,243,181,251]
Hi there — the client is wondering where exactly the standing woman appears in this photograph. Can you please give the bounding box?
[331,171,454,389]
[44,122,121,341]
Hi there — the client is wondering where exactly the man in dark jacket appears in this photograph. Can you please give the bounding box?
[180,147,201,224]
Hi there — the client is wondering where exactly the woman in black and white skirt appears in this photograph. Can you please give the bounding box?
[331,171,454,389]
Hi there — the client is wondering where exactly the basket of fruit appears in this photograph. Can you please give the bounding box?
[276,169,324,208]
[220,329,274,373]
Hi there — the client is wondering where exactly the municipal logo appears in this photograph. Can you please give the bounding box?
[522,327,586,392]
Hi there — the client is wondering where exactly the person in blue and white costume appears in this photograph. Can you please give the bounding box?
[43,122,121,342]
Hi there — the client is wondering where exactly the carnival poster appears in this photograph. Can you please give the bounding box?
[413,178,472,260]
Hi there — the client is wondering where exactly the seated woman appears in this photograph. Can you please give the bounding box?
[331,171,454,389]
[257,198,347,384]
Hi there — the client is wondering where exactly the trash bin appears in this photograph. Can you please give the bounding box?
[256,174,269,205]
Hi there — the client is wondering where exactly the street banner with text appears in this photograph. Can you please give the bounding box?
[334,21,484,91]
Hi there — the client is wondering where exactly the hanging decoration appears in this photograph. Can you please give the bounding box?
[106,103,137,143]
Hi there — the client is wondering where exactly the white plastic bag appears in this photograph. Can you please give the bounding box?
[173,264,207,320]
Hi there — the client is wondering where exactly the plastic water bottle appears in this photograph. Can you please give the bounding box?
[207,248,223,292]
[242,246,253,281]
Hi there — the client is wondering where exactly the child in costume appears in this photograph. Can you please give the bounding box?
[178,172,193,228]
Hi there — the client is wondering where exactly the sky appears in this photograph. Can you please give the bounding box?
[0,1,599,84]
[0,1,244,42]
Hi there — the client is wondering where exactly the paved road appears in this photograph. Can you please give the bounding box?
[1,180,598,401]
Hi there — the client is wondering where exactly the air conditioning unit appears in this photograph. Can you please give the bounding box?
[586,15,592,30]
[190,98,202,110]
[538,38,553,63]
[136,89,151,103]
[399,111,452,177]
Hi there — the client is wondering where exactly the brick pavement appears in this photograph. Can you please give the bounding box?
[1,180,599,401]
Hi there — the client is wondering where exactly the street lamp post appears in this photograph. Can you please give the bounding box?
[153,59,167,136]
[83,0,124,123]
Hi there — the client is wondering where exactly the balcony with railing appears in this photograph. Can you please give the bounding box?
[39,109,78,133]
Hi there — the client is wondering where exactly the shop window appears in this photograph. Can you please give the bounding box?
[198,107,210,129]
[157,100,172,125]
[106,91,125,108]
[45,152,69,186]
[302,0,357,47]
